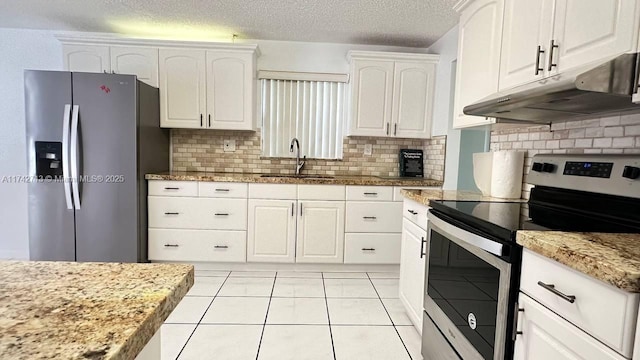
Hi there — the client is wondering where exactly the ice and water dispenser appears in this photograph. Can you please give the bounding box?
[34,141,63,179]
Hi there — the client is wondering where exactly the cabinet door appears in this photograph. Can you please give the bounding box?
[514,293,626,360]
[111,47,159,87]
[206,51,255,130]
[348,60,394,137]
[499,0,554,90]
[158,49,206,128]
[296,201,345,263]
[452,0,504,129]
[551,0,639,75]
[391,61,436,139]
[247,200,296,263]
[63,45,110,73]
[399,218,427,333]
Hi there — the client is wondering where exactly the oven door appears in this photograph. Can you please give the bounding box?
[424,210,512,360]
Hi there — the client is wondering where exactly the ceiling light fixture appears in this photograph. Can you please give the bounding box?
[107,19,237,42]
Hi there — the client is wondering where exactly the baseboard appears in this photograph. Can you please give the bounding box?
[152,261,400,273]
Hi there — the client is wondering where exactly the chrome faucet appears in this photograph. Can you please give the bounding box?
[290,138,306,175]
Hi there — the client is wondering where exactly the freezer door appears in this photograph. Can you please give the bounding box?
[25,70,76,261]
[71,72,139,262]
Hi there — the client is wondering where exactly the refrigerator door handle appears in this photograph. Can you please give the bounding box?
[62,104,73,210]
[70,105,81,210]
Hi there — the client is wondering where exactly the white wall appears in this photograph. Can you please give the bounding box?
[426,26,460,190]
[0,28,63,259]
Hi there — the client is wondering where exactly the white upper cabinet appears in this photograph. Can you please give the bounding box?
[349,59,394,137]
[205,51,255,130]
[498,0,640,91]
[498,0,554,90]
[63,45,110,73]
[347,51,439,139]
[392,61,436,138]
[552,0,639,75]
[110,46,159,87]
[296,201,345,264]
[158,49,207,129]
[452,0,505,129]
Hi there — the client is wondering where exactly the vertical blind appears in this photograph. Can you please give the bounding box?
[261,79,345,159]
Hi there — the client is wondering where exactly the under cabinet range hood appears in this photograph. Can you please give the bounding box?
[464,52,640,123]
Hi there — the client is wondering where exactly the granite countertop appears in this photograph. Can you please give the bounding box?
[0,261,194,360]
[517,231,640,293]
[146,171,444,187]
[400,188,526,205]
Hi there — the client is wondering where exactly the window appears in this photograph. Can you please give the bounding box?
[260,74,346,159]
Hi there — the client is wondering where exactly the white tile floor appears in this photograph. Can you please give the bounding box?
[162,271,423,360]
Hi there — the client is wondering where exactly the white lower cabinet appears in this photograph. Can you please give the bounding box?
[247,199,297,263]
[514,293,626,360]
[399,218,427,332]
[148,229,246,262]
[296,201,345,263]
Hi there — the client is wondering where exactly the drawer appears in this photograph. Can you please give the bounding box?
[199,182,248,198]
[298,185,345,200]
[248,184,297,199]
[148,197,248,230]
[345,201,402,233]
[403,199,429,230]
[346,186,393,201]
[148,229,246,262]
[344,233,401,264]
[520,249,640,357]
[148,180,198,197]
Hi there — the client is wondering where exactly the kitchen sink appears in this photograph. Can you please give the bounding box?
[260,174,335,179]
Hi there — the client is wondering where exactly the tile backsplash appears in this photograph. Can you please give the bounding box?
[171,129,446,180]
[490,112,640,199]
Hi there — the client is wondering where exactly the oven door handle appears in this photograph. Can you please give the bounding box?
[428,210,504,257]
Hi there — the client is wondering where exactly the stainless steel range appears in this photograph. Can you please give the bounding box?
[421,154,640,360]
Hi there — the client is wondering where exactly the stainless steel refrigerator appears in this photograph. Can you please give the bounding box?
[25,70,169,263]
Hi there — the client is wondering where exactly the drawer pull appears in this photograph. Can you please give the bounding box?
[362,248,376,251]
[537,281,576,303]
[363,192,378,196]
[363,216,377,220]
[164,187,180,190]
[164,244,179,247]
[164,212,180,215]
[407,209,417,215]
[215,189,230,192]
[214,245,229,249]
[420,237,426,258]
[214,213,229,216]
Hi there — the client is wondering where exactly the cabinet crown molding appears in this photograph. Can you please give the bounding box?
[347,50,440,63]
[55,32,260,55]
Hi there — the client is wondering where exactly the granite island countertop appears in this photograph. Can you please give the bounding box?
[146,171,444,187]
[400,188,526,205]
[517,231,640,293]
[0,261,194,360]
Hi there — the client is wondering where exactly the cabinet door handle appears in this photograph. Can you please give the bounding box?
[393,123,397,136]
[537,281,575,303]
[511,302,525,340]
[420,237,426,258]
[363,216,377,220]
[363,192,378,196]
[291,202,294,217]
[164,244,179,247]
[300,203,303,216]
[547,40,559,71]
[215,188,230,192]
[164,187,180,190]
[362,248,376,251]
[200,114,203,127]
[208,114,211,127]
[535,45,545,75]
[407,209,417,215]
[214,245,229,249]
[164,212,179,215]
[386,123,390,135]
[214,213,229,216]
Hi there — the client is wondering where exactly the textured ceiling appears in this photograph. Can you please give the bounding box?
[0,0,459,47]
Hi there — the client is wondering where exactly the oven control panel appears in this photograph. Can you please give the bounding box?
[528,154,640,198]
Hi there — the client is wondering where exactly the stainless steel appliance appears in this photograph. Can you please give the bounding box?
[25,70,169,263]
[463,53,640,123]
[422,154,640,360]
